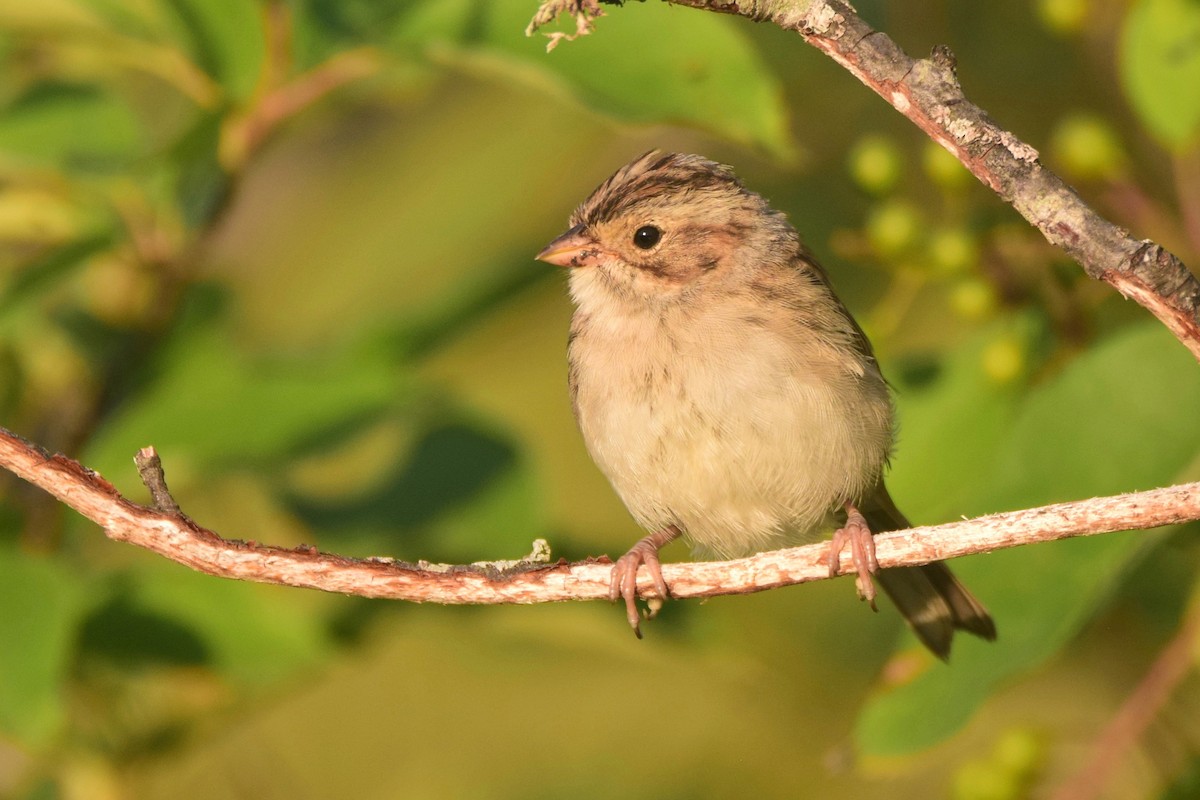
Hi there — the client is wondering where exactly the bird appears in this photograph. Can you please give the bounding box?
[536,151,995,659]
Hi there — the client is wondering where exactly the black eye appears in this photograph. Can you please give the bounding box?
[633,225,662,249]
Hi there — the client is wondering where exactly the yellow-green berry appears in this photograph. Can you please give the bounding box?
[993,728,1044,779]
[923,142,972,190]
[952,759,1020,800]
[865,199,922,258]
[849,135,903,195]
[1037,0,1087,35]
[1051,113,1126,180]
[950,279,997,320]
[982,335,1025,384]
[929,227,980,275]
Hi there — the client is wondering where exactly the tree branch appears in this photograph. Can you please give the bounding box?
[2,426,1197,606]
[528,0,1200,361]
[1051,599,1200,800]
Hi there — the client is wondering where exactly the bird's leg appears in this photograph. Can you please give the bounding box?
[608,525,681,638]
[827,503,879,610]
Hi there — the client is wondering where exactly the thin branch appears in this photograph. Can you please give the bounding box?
[528,0,1200,361]
[219,47,382,170]
[2,426,1197,605]
[132,447,183,516]
[1051,599,1200,800]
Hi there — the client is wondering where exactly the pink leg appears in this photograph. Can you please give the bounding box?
[609,525,681,638]
[827,503,879,610]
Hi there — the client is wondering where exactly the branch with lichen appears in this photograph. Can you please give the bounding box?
[3,426,1197,615]
[527,0,1200,362]
[525,0,606,51]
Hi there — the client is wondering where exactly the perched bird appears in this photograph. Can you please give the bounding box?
[536,151,995,658]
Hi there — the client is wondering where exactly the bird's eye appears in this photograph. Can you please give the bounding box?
[632,225,662,250]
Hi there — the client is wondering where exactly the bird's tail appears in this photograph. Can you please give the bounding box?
[863,484,996,660]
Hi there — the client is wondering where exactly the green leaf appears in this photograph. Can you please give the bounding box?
[0,234,114,320]
[1120,0,1200,149]
[383,0,793,159]
[294,0,451,63]
[506,0,792,157]
[160,0,266,101]
[858,322,1200,756]
[163,111,230,229]
[0,546,90,745]
[0,83,146,171]
[129,562,331,685]
[84,290,408,486]
[885,316,1033,522]
[287,419,539,561]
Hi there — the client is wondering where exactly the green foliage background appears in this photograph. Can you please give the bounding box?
[1,0,1199,797]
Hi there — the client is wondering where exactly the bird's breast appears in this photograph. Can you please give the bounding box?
[568,303,892,557]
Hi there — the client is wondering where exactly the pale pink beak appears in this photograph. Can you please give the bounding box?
[536,225,606,268]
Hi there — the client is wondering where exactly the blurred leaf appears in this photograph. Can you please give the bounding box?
[393,253,550,359]
[426,453,540,560]
[287,419,540,561]
[75,0,164,38]
[497,0,792,157]
[288,422,516,529]
[0,82,146,170]
[377,0,793,158]
[859,322,1200,756]
[129,563,331,685]
[0,1,222,110]
[291,0,446,61]
[988,327,1200,505]
[0,0,109,32]
[0,186,84,243]
[394,0,476,46]
[164,111,229,229]
[0,234,114,320]
[886,315,1034,522]
[1162,755,1200,800]
[85,290,410,481]
[0,546,90,745]
[159,0,265,101]
[130,607,838,800]
[1120,0,1200,149]
[80,592,211,668]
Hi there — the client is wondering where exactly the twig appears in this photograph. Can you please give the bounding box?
[1051,600,1200,800]
[2,426,1197,605]
[219,47,382,169]
[132,447,183,517]
[527,0,1200,361]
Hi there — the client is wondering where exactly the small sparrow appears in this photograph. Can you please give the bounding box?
[537,151,995,658]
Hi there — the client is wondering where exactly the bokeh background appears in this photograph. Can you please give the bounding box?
[2,0,1200,797]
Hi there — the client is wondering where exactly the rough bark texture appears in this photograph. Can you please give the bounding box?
[2,426,1197,605]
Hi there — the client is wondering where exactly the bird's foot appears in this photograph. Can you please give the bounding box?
[827,504,879,610]
[609,525,680,638]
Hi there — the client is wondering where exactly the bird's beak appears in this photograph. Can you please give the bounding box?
[536,225,606,268]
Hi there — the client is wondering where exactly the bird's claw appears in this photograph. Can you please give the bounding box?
[609,530,674,638]
[827,505,879,610]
